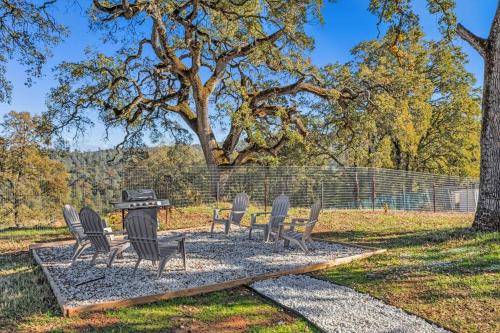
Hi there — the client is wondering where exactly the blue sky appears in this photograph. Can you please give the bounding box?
[0,0,496,150]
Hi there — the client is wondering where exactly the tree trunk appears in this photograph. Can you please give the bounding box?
[457,3,500,231]
[473,47,500,231]
[194,97,233,200]
[204,162,235,203]
[14,198,21,229]
[194,96,227,168]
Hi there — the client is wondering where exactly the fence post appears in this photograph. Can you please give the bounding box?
[80,176,85,207]
[165,178,169,200]
[402,183,406,211]
[354,171,360,209]
[466,181,470,213]
[371,175,376,211]
[264,174,268,212]
[432,182,436,213]
[321,180,324,208]
[472,182,478,211]
[216,181,220,208]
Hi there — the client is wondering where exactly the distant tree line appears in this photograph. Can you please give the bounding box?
[0,112,68,228]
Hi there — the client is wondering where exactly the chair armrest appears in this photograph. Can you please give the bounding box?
[280,220,315,233]
[282,221,312,227]
[217,210,245,223]
[291,217,308,223]
[110,237,129,245]
[72,225,84,232]
[252,212,270,216]
[214,208,232,212]
[251,212,270,225]
[213,207,232,219]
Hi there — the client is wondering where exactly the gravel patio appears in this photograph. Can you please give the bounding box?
[33,228,372,312]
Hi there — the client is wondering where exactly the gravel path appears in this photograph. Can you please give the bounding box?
[35,229,365,307]
[251,275,451,333]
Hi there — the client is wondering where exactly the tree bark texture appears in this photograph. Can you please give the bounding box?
[457,1,500,231]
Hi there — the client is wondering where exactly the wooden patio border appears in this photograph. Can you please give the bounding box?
[32,249,68,315]
[30,228,386,317]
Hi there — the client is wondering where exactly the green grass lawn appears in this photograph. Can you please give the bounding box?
[1,209,498,332]
[313,210,499,333]
[0,224,316,333]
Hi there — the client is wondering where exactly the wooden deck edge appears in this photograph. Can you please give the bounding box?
[58,248,385,317]
[32,250,67,315]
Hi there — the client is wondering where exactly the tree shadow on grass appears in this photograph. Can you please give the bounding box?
[313,227,499,294]
[0,253,61,331]
[0,251,37,273]
[313,226,495,249]
[12,288,315,333]
[98,288,316,333]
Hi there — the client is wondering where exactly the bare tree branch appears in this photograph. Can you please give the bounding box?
[457,23,488,58]
[205,28,285,93]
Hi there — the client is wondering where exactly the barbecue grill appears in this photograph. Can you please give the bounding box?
[114,189,170,228]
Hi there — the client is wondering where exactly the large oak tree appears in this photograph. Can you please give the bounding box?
[47,0,357,171]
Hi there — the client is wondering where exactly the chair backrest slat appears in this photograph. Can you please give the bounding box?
[63,205,85,240]
[80,207,110,253]
[304,201,322,240]
[63,205,79,230]
[125,212,160,261]
[230,193,250,225]
[269,195,290,229]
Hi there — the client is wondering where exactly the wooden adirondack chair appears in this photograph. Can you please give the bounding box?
[125,212,186,278]
[278,201,321,253]
[62,204,90,260]
[249,195,289,242]
[211,193,250,234]
[75,207,129,267]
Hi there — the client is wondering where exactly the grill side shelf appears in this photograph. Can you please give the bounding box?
[114,200,170,210]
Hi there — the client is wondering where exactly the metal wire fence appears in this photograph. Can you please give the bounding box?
[71,166,478,213]
[0,165,478,229]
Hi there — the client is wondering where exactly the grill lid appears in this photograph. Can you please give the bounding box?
[122,189,157,202]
